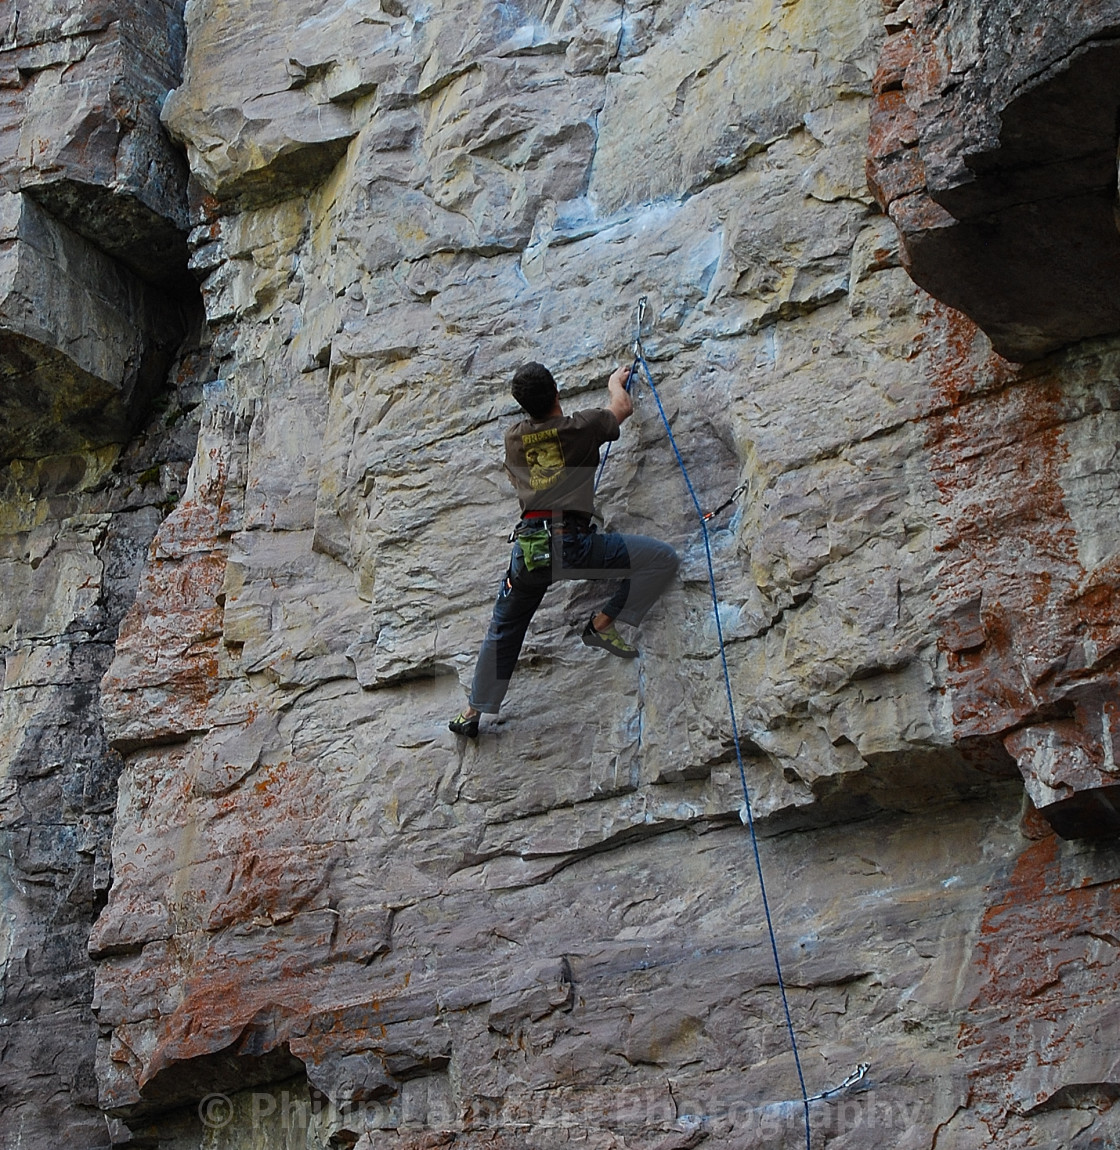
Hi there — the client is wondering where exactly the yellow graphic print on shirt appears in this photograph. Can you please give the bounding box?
[523,428,565,491]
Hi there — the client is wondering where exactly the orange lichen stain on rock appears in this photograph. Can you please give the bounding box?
[102,487,233,745]
[958,833,1120,1130]
[109,526,226,668]
[924,300,1017,409]
[281,970,424,1070]
[873,27,915,94]
[1072,558,1120,674]
[196,751,333,929]
[1019,794,1055,840]
[864,28,924,210]
[139,895,369,1079]
[141,954,325,1089]
[925,303,1085,741]
[868,88,918,156]
[866,24,924,211]
[152,496,224,562]
[95,738,349,1091]
[251,759,295,807]
[203,844,337,933]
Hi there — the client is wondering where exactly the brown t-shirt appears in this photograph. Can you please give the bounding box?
[504,408,620,515]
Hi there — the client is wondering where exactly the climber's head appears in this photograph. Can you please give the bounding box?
[511,362,559,420]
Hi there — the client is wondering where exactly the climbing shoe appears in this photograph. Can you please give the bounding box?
[581,614,639,659]
[449,711,480,738]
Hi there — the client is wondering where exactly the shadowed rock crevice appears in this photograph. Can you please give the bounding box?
[26,179,192,292]
[0,340,208,1147]
[0,194,196,465]
[917,38,1120,361]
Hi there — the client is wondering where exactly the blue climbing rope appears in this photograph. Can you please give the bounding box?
[595,329,813,1149]
[633,351,812,1150]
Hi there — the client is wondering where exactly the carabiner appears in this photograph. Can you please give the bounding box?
[633,295,648,358]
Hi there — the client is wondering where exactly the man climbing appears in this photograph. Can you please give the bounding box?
[450,360,679,737]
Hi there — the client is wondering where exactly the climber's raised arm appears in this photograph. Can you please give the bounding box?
[606,363,634,425]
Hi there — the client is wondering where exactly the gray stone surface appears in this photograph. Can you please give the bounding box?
[0,0,191,281]
[84,0,1120,1146]
[0,0,192,466]
[0,3,201,1145]
[5,0,1120,1146]
[0,362,205,1147]
[0,191,188,463]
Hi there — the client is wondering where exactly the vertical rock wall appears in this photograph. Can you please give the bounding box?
[3,0,1120,1147]
[868,0,1120,836]
[0,357,203,1147]
[0,1,204,1145]
[0,0,192,462]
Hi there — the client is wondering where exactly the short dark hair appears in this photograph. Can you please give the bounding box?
[511,362,557,419]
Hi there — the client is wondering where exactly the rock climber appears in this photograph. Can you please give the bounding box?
[449,360,679,737]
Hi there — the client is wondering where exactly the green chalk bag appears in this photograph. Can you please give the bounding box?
[517,525,552,572]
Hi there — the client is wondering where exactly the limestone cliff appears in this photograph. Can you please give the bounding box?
[3,1,1120,1148]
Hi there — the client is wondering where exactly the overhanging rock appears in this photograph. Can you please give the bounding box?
[0,0,194,464]
[868,0,1120,362]
[0,191,187,463]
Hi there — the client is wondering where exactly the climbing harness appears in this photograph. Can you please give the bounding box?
[596,297,869,1150]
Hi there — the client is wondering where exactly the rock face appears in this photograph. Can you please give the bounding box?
[4,0,1120,1147]
[0,1,204,1145]
[866,0,1120,362]
[0,356,204,1148]
[0,0,193,463]
[1,0,191,278]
